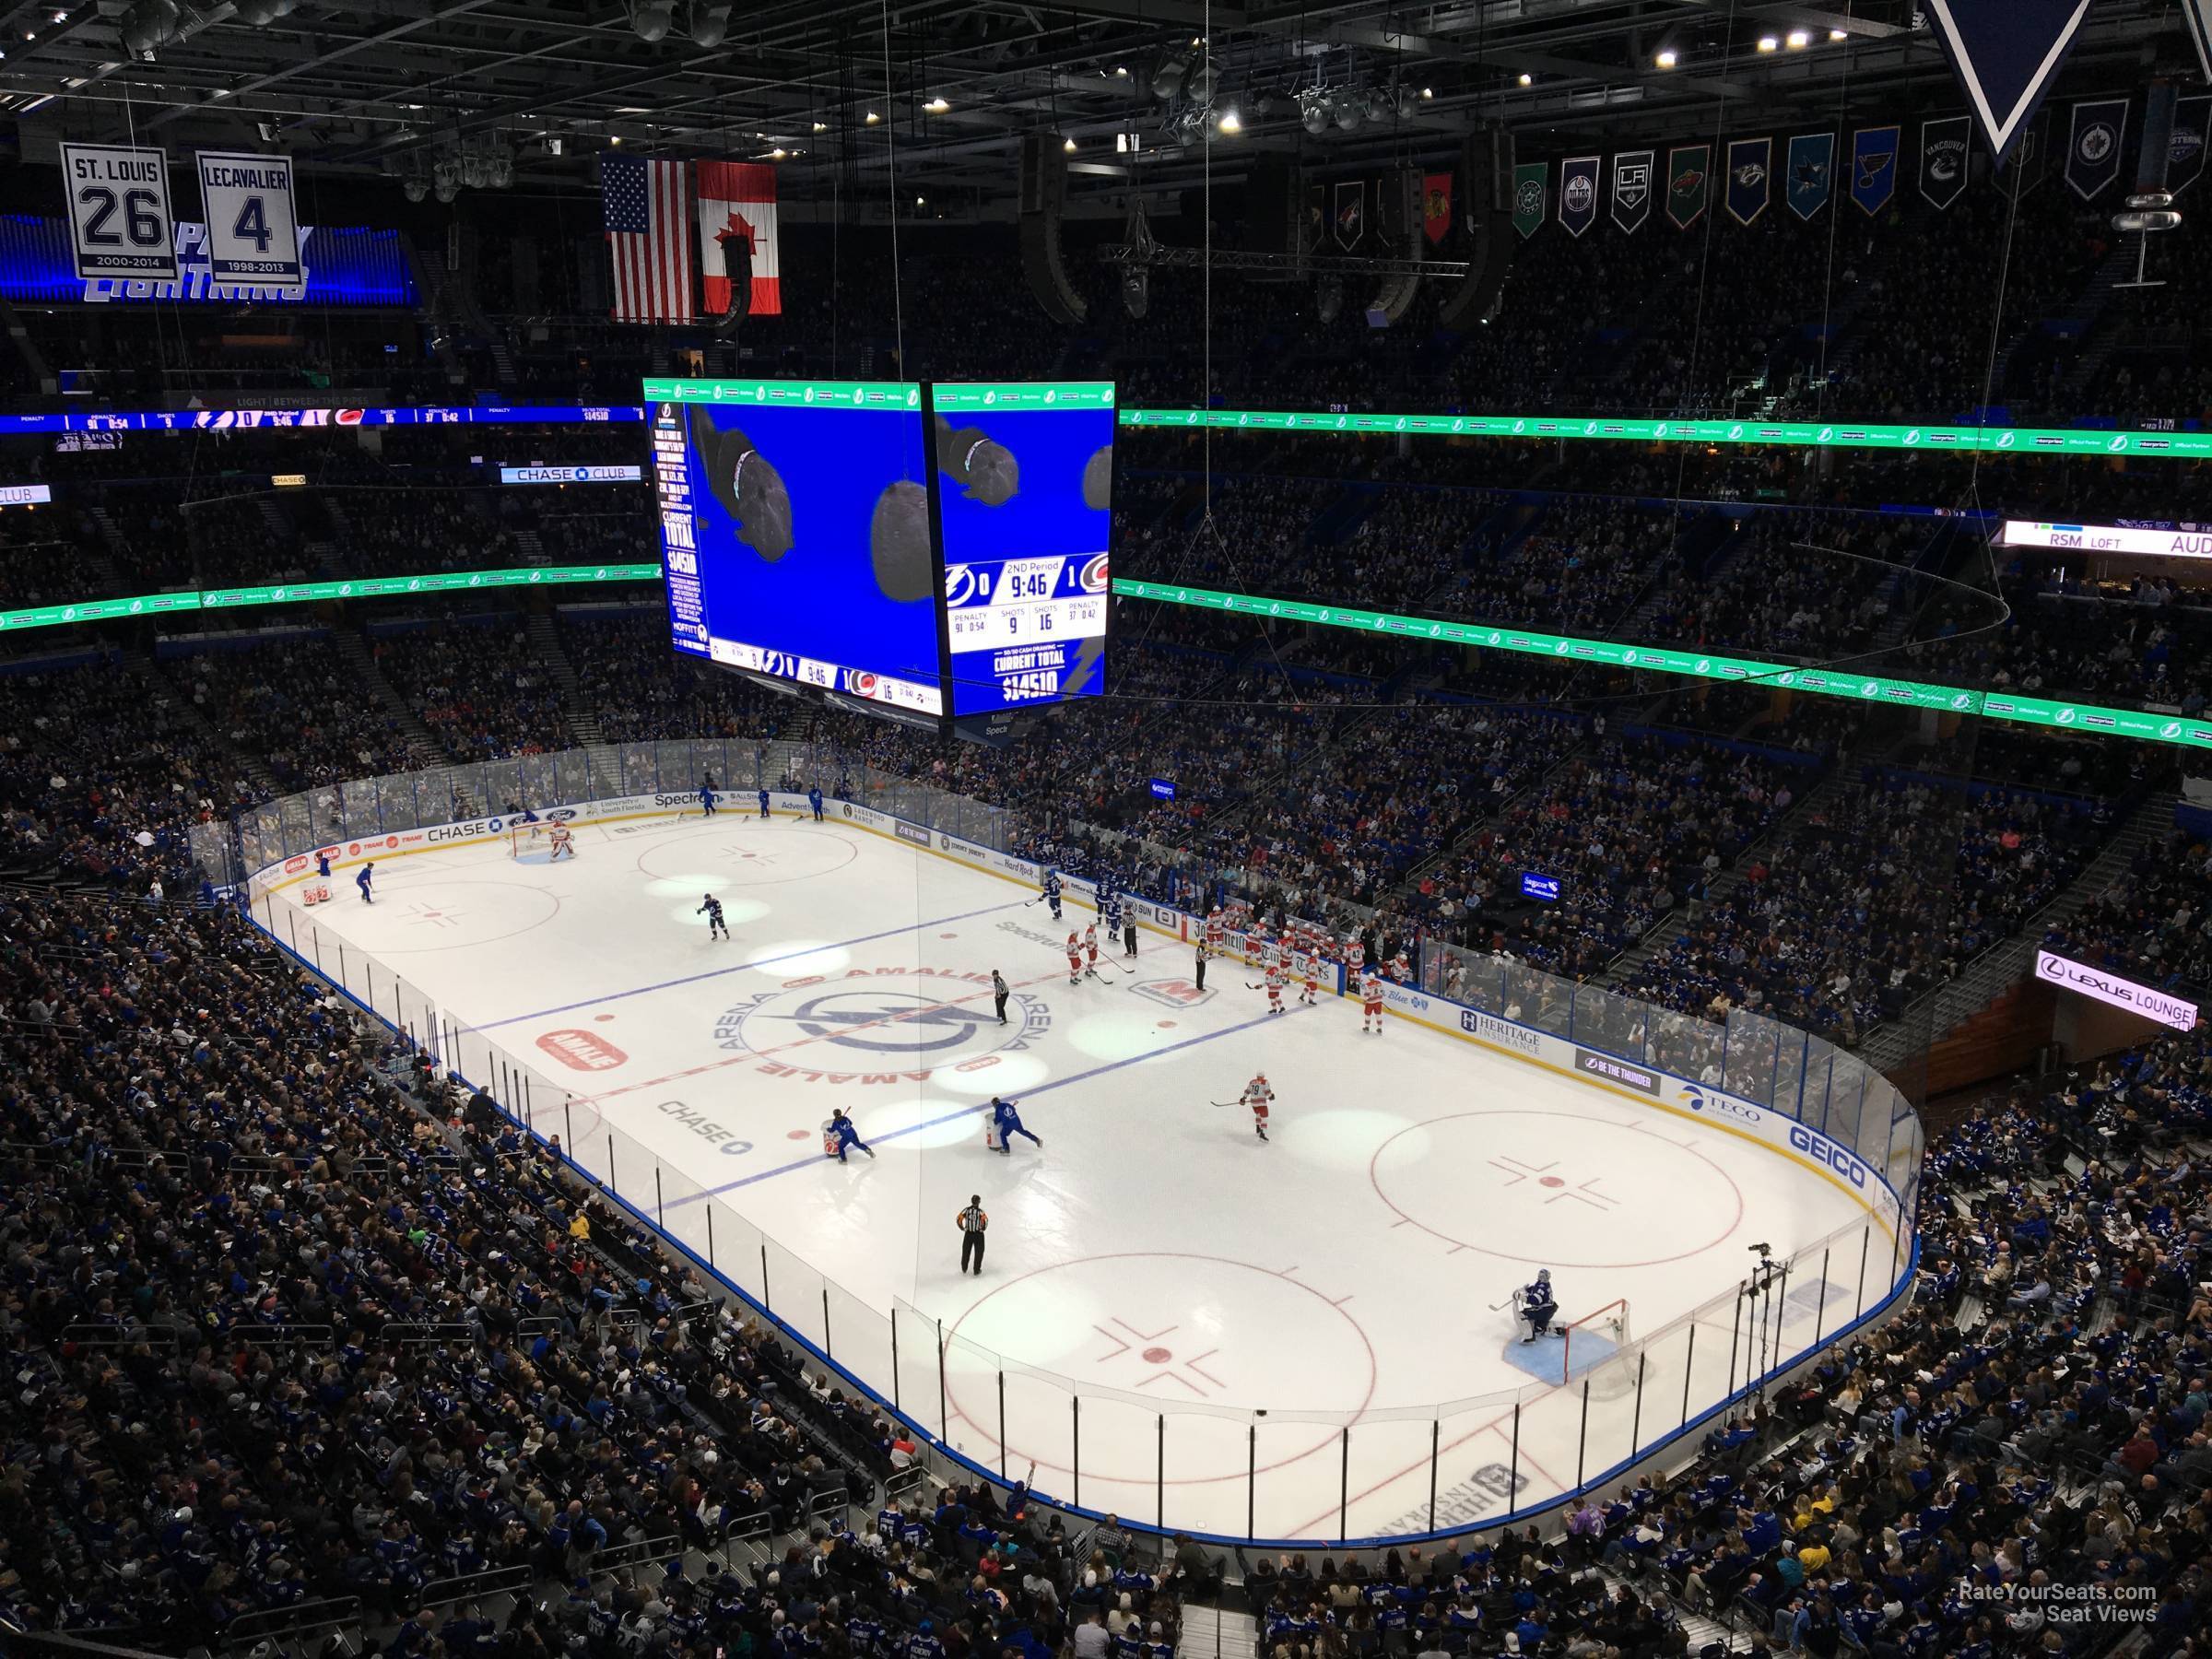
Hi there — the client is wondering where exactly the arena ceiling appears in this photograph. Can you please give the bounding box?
[0,0,2194,211]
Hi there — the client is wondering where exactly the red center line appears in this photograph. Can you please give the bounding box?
[575,965,1075,1107]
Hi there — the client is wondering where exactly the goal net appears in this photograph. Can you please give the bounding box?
[1559,1299,1638,1398]
[509,822,573,858]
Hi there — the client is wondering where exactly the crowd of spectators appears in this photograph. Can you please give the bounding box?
[374,618,571,759]
[169,634,419,787]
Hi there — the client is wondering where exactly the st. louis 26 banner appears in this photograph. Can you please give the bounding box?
[1559,156,1600,238]
[1725,137,1771,225]
[2065,98,2128,199]
[61,143,179,281]
[1920,117,1971,209]
[195,151,302,284]
[1611,150,1653,233]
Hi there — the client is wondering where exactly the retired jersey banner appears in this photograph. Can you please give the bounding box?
[1851,126,1900,215]
[1610,149,1653,233]
[1786,133,1835,219]
[1920,117,1971,208]
[2171,96,2211,194]
[61,144,179,281]
[1512,161,1548,239]
[194,152,301,284]
[1422,171,1453,243]
[1666,145,1710,229]
[1724,138,1771,225]
[1559,156,1600,238]
[697,159,782,317]
[2065,99,2128,200]
[1926,0,2094,166]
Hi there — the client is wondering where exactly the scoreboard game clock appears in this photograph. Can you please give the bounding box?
[644,377,1115,725]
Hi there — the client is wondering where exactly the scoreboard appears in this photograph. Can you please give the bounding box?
[645,377,1114,723]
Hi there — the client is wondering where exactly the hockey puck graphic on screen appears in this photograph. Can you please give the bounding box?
[870,479,934,602]
[696,415,795,560]
[936,419,1019,505]
[1081,443,1112,512]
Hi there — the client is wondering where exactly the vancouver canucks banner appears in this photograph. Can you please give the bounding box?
[1920,117,1971,208]
[1512,160,1547,239]
[1850,125,1900,215]
[1559,155,1600,238]
[1925,0,2094,166]
[1665,144,1710,229]
[1785,133,1834,219]
[2171,96,2211,194]
[2065,98,2128,200]
[1724,137,1771,225]
[1611,149,1653,233]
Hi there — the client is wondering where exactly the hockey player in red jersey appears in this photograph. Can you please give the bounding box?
[1361,971,1384,1034]
[1066,931,1083,985]
[1264,960,1286,1016]
[1083,922,1100,977]
[1299,947,1321,1006]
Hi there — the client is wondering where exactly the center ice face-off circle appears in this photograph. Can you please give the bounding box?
[713,969,1051,1077]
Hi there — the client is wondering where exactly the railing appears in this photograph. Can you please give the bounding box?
[216,740,1923,1549]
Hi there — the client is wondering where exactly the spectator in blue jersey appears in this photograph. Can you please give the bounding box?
[828,1108,876,1163]
[316,848,331,877]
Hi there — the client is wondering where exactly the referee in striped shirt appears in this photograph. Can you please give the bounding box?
[956,1195,989,1275]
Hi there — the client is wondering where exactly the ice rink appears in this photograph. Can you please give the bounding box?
[264,806,1886,1540]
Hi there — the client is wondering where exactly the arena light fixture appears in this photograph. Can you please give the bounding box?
[1829,28,1847,41]
[119,0,180,56]
[1655,49,1677,68]
[1517,72,1532,86]
[1062,135,1077,152]
[924,96,949,112]
[1216,108,1241,134]
[1786,29,1810,48]
[690,1,730,47]
[1757,35,1779,52]
[630,0,673,43]
[864,110,880,124]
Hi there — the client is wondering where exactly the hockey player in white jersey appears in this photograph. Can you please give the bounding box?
[1241,1073,1274,1142]
[1514,1268,1561,1343]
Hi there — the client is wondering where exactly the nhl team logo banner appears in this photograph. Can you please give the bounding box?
[1512,160,1548,240]
[1422,171,1453,244]
[1724,137,1771,225]
[1850,125,1900,216]
[1921,116,1971,208]
[1334,180,1366,250]
[1611,149,1653,233]
[1559,156,1600,238]
[2006,111,2052,198]
[2065,98,2128,200]
[1925,0,2095,166]
[1785,133,1835,219]
[1665,144,1710,229]
[2171,96,2211,194]
[2189,0,2212,88]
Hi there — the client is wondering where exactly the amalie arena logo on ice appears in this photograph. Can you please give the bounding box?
[712,968,1051,1084]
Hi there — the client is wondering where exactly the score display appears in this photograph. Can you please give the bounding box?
[933,382,1114,714]
[651,381,945,715]
[646,378,1113,723]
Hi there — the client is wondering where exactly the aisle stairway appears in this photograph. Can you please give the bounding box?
[527,612,604,745]
[335,628,451,768]
[129,644,284,798]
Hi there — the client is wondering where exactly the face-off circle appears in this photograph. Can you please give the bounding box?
[1371,1110,1744,1268]
[943,1253,1376,1485]
[337,879,561,953]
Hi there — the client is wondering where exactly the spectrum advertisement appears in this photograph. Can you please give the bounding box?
[933,382,1113,714]
[645,378,1116,722]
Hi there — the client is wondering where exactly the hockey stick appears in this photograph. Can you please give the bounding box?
[1244,981,1265,991]
[1488,1296,1519,1312]
[1209,1100,1240,1109]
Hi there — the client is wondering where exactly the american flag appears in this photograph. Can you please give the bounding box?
[603,155,693,324]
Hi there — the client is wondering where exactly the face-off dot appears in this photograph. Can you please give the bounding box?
[1142,1346,1173,1364]
[594,1014,616,1023]
[1541,1175,1566,1188]
[787,1129,811,1140]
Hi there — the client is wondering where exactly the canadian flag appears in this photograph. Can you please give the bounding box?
[696,159,782,317]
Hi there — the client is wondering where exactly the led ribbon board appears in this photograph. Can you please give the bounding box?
[1114,407,2212,458]
[1109,577,2212,754]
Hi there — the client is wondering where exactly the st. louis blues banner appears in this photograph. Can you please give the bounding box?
[1785,133,1834,219]
[1925,1,2094,166]
[1559,155,1600,238]
[1850,126,1900,216]
[1724,137,1771,225]
[1611,149,1653,233]
[1512,161,1547,240]
[1666,145,1710,229]
[2172,96,2211,194]
[2065,99,2128,200]
[1920,117,1971,208]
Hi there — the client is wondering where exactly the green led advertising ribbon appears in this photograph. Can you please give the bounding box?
[1110,577,2212,754]
[1114,407,2212,458]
